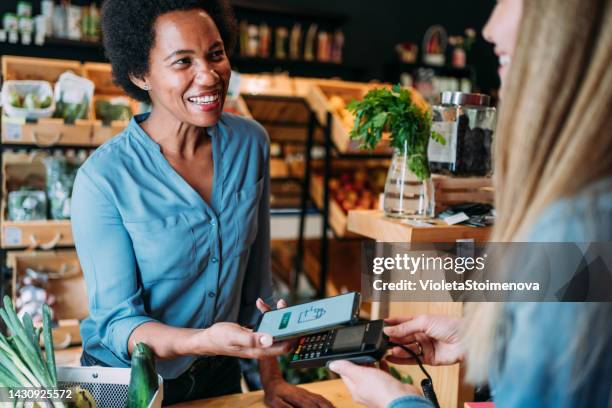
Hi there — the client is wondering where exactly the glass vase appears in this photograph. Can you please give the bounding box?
[383,144,435,220]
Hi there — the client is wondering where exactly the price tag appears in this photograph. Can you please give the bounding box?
[2,227,22,246]
[443,212,470,225]
[4,123,23,141]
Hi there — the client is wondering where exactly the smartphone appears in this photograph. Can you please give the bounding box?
[255,292,361,341]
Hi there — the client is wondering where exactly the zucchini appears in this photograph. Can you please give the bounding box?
[127,343,158,408]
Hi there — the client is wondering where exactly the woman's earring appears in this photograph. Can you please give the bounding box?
[143,84,151,91]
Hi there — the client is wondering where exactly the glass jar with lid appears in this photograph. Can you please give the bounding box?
[428,91,497,176]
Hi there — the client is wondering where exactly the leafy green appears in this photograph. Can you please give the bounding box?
[347,84,445,180]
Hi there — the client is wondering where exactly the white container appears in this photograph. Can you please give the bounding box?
[1,80,56,119]
[57,366,163,408]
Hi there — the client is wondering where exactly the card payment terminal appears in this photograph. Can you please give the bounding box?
[289,319,387,369]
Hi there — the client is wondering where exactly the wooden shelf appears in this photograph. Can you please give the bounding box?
[1,220,73,249]
[347,209,491,242]
[1,117,102,147]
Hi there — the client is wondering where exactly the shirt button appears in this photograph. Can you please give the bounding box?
[208,291,216,298]
[211,257,218,263]
[210,219,216,226]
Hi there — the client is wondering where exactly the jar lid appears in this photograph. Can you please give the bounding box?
[441,91,491,106]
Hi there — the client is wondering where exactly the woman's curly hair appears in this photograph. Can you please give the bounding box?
[101,0,237,103]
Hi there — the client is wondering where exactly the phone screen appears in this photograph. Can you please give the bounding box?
[256,293,358,339]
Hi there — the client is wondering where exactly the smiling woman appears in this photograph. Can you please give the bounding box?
[69,1,333,407]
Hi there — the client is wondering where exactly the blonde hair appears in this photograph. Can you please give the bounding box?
[463,0,612,383]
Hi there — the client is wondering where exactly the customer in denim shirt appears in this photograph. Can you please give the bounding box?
[330,0,612,407]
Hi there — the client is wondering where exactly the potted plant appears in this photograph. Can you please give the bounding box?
[347,84,444,219]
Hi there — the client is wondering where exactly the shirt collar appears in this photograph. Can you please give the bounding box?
[128,112,222,151]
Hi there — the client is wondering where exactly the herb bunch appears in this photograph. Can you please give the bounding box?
[347,84,444,180]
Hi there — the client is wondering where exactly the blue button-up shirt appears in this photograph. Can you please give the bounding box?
[71,112,274,379]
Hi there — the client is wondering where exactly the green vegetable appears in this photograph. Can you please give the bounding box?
[347,84,445,180]
[8,92,52,110]
[9,91,22,108]
[0,296,67,407]
[127,342,158,408]
[39,96,52,109]
[43,304,56,386]
[95,100,133,124]
[54,93,89,123]
[23,93,39,110]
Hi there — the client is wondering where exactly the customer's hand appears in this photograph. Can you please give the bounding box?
[255,297,288,314]
[329,360,421,408]
[384,315,464,366]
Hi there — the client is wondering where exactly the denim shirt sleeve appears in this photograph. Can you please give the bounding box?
[388,395,435,408]
[237,127,275,328]
[491,303,579,408]
[71,167,155,363]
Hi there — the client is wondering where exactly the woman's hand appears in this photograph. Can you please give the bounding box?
[384,315,464,366]
[329,360,421,408]
[192,322,291,359]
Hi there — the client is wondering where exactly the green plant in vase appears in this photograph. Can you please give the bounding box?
[347,85,444,219]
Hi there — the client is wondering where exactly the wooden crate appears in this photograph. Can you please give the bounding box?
[240,73,298,97]
[309,175,359,238]
[82,62,140,145]
[1,152,74,249]
[1,56,94,146]
[306,80,393,154]
[2,56,82,83]
[433,175,494,212]
[7,250,87,347]
[225,95,253,119]
[82,62,122,95]
[270,158,289,179]
[2,116,94,146]
[89,94,139,145]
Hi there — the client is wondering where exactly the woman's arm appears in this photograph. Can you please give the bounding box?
[71,168,156,363]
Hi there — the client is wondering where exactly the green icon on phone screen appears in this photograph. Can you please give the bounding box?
[279,312,291,329]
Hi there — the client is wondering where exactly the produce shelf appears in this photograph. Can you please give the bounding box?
[1,116,97,147]
[8,250,86,346]
[306,80,393,155]
[1,220,74,249]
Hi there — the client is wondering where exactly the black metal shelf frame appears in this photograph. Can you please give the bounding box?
[293,107,391,297]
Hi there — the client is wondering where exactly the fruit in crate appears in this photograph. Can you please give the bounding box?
[325,169,380,213]
[328,94,356,129]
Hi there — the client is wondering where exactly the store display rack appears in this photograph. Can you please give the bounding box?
[294,111,392,298]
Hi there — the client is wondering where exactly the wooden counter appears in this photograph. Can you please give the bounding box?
[347,210,491,243]
[347,209,489,408]
[169,379,360,408]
